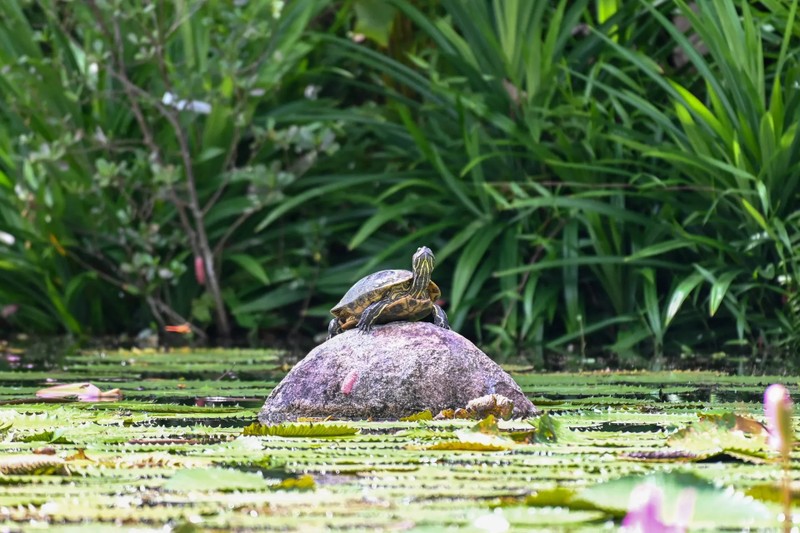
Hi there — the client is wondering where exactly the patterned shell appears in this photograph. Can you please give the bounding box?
[330,269,441,316]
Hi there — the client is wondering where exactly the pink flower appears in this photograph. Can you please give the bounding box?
[194,257,206,285]
[36,382,122,402]
[764,384,794,455]
[622,483,695,533]
[1,304,18,318]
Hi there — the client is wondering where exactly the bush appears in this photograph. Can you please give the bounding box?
[0,0,340,339]
[323,0,800,363]
[1,0,798,367]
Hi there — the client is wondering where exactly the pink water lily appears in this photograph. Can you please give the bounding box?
[36,382,123,402]
[764,384,794,455]
[622,483,696,533]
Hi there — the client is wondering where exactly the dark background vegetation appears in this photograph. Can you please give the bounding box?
[0,0,798,368]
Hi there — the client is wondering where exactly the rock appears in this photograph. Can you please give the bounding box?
[259,321,537,423]
[465,394,515,420]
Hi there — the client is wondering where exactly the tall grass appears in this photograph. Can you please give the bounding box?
[1,0,798,365]
[327,0,800,363]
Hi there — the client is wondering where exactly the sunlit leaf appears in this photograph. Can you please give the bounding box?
[709,271,738,316]
[353,0,396,47]
[165,467,271,492]
[242,422,358,437]
[226,254,270,285]
[401,410,433,422]
[19,430,73,445]
[425,441,510,452]
[0,455,68,475]
[271,474,317,491]
[665,272,704,327]
[579,472,772,528]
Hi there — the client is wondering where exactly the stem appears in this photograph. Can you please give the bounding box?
[86,1,231,340]
[782,452,792,533]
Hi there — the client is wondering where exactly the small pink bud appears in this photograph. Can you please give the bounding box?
[622,483,695,533]
[764,384,794,455]
[194,257,206,285]
[1,304,18,318]
[341,370,359,395]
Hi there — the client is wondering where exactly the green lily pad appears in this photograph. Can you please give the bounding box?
[164,467,271,492]
[242,422,358,437]
[579,471,775,528]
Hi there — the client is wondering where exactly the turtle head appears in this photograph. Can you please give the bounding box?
[411,247,435,295]
[412,246,435,273]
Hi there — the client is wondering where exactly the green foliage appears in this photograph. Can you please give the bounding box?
[0,0,339,338]
[578,472,771,528]
[243,421,359,437]
[19,430,73,444]
[531,413,561,443]
[0,348,791,530]
[400,409,434,421]
[0,455,68,476]
[324,0,800,362]
[1,0,799,365]
[165,467,274,492]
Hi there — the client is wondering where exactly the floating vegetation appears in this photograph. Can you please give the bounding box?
[0,349,794,529]
[243,422,359,437]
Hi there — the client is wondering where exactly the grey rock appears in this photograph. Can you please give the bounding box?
[259,321,537,423]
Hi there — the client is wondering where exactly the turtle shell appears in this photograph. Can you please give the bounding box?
[331,269,441,319]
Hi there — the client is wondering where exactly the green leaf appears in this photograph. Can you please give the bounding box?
[242,422,358,437]
[450,222,505,313]
[353,0,396,47]
[640,268,662,340]
[0,455,68,476]
[626,240,695,262]
[531,413,561,443]
[272,474,316,491]
[425,441,510,452]
[709,271,738,317]
[596,0,619,24]
[665,272,704,327]
[232,286,306,314]
[255,175,380,231]
[20,430,73,445]
[226,254,270,285]
[400,410,433,422]
[348,201,420,250]
[665,416,769,463]
[668,79,729,143]
[741,198,771,234]
[579,472,772,528]
[165,467,271,492]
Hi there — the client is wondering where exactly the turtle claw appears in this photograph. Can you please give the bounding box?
[432,304,450,330]
[327,318,343,340]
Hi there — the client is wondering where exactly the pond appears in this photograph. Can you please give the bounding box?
[0,348,795,530]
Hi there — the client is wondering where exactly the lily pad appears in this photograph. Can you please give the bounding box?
[579,471,775,528]
[164,467,272,492]
[242,422,358,437]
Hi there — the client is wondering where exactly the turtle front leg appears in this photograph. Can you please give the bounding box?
[432,304,451,330]
[356,299,391,333]
[327,318,343,340]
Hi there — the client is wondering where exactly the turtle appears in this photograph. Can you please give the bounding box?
[326,246,450,339]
